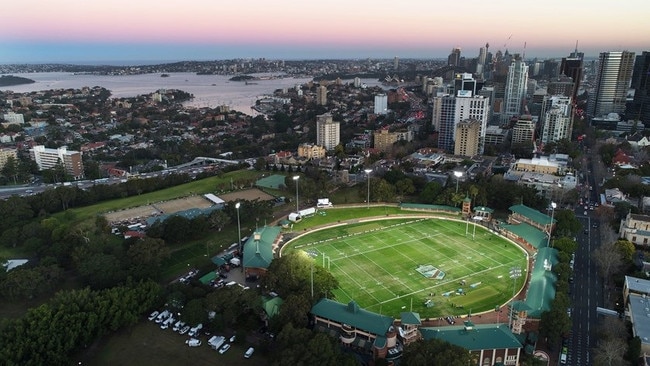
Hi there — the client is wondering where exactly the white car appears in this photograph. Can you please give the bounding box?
[219,343,231,354]
[186,338,201,347]
[173,321,185,332]
[148,311,159,321]
[179,325,190,335]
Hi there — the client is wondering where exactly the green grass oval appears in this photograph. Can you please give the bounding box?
[284,217,528,318]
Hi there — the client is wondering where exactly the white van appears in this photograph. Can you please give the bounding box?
[188,323,203,337]
[186,338,202,347]
[155,310,170,323]
[160,316,175,330]
[244,347,254,358]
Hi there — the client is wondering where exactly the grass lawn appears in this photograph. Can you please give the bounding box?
[77,320,267,366]
[284,217,528,318]
[53,170,263,225]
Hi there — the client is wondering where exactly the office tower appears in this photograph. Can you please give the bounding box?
[478,45,487,66]
[316,85,328,105]
[316,113,340,150]
[588,51,635,118]
[353,77,361,88]
[548,75,575,98]
[454,119,481,156]
[374,94,388,115]
[454,73,477,96]
[560,56,583,101]
[503,54,529,121]
[628,51,650,123]
[511,116,536,145]
[540,96,573,144]
[394,56,399,70]
[448,47,461,66]
[29,145,84,179]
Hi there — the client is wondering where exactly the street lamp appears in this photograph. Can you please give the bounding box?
[509,267,522,330]
[235,202,242,254]
[364,169,372,208]
[547,201,557,248]
[293,175,300,213]
[453,171,463,193]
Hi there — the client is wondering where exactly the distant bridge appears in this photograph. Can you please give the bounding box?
[174,156,240,169]
[430,65,470,78]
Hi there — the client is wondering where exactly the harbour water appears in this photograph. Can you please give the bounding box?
[0,72,384,115]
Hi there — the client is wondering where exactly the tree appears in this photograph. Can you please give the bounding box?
[419,181,443,203]
[181,298,208,326]
[1,155,18,184]
[77,252,126,289]
[592,338,627,366]
[126,237,170,280]
[401,338,471,366]
[208,209,231,231]
[553,237,578,255]
[592,240,624,287]
[554,209,582,237]
[613,239,635,263]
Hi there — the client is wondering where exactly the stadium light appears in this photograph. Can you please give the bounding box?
[293,175,300,213]
[364,169,372,208]
[453,171,463,193]
[547,201,557,248]
[509,267,522,330]
[236,202,242,256]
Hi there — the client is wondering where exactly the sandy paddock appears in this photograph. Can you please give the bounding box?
[155,195,213,213]
[104,205,159,224]
[218,188,275,202]
[104,195,212,224]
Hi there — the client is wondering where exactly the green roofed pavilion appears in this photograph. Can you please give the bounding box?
[400,312,421,325]
[311,299,394,339]
[420,324,522,351]
[509,204,556,230]
[262,296,283,319]
[500,222,549,249]
[522,247,558,318]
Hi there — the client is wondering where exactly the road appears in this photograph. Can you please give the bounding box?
[565,156,603,366]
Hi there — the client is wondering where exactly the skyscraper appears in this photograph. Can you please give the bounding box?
[587,51,635,118]
[29,145,84,180]
[503,54,529,121]
[511,116,536,146]
[448,47,461,67]
[432,90,490,154]
[560,56,583,102]
[628,51,650,123]
[316,113,340,150]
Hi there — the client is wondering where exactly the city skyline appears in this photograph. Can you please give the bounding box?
[1,0,649,64]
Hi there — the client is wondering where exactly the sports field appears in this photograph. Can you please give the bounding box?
[286,217,528,318]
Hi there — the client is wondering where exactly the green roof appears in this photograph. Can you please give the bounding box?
[255,174,287,189]
[311,299,394,337]
[400,312,421,325]
[500,222,548,249]
[243,226,281,269]
[400,203,461,212]
[523,247,558,318]
[199,271,217,285]
[211,252,234,266]
[262,296,283,318]
[463,196,472,202]
[420,324,523,351]
[509,204,556,226]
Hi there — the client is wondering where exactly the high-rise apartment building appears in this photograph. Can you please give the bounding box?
[503,54,529,121]
[29,145,84,179]
[511,116,536,146]
[540,96,573,144]
[374,94,388,115]
[454,119,481,157]
[316,85,328,106]
[628,51,650,123]
[316,113,340,150]
[432,91,490,154]
[0,147,18,169]
[588,51,635,118]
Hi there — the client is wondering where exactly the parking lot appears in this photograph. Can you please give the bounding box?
[78,318,267,366]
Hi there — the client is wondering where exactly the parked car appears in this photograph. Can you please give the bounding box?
[155,310,170,323]
[244,347,254,359]
[148,311,160,321]
[219,344,231,354]
[173,321,186,332]
[186,338,201,347]
[179,325,190,335]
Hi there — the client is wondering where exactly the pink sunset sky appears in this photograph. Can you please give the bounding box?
[1,0,648,63]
